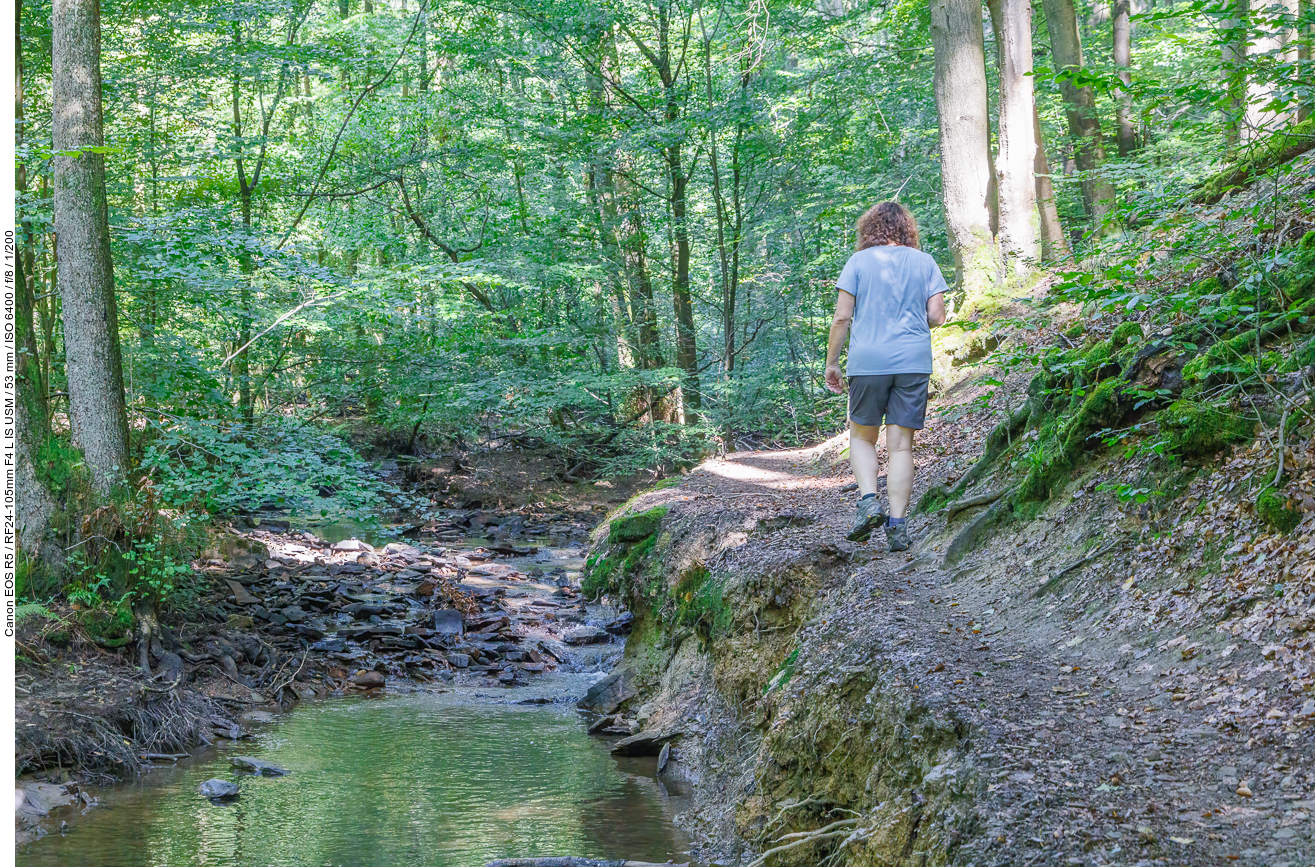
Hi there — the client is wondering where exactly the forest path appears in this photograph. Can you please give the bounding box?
[671,440,1313,866]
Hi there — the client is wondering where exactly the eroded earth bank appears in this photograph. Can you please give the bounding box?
[580,402,1315,866]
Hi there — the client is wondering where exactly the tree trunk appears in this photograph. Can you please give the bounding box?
[615,176,663,373]
[931,0,1000,309]
[231,24,255,425]
[1033,102,1071,261]
[584,23,636,370]
[1301,0,1311,123]
[52,0,131,495]
[1223,0,1249,147]
[1041,0,1116,226]
[988,0,1041,275]
[16,0,60,569]
[1113,0,1136,156]
[655,4,699,417]
[1245,0,1301,140]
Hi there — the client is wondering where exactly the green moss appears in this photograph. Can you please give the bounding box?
[582,551,620,598]
[1064,322,1085,340]
[82,604,135,641]
[1061,379,1125,455]
[1281,336,1315,373]
[671,565,732,638]
[1191,276,1224,297]
[915,484,953,514]
[1159,400,1254,458]
[1110,321,1143,350]
[1257,487,1301,534]
[1193,116,1315,205]
[608,506,669,543]
[1183,331,1263,383]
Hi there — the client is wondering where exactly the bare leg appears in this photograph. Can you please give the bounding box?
[849,421,882,496]
[885,424,915,518]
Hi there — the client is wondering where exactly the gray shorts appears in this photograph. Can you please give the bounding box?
[848,374,930,429]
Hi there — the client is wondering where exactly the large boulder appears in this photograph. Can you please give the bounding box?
[199,779,241,800]
[578,669,635,714]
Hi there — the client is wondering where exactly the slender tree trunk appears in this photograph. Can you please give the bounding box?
[1034,102,1071,261]
[1113,0,1136,156]
[52,0,131,495]
[931,0,1000,309]
[1246,0,1301,139]
[16,0,59,566]
[1224,0,1249,147]
[655,5,699,418]
[1041,0,1116,226]
[1301,0,1311,123]
[584,23,636,370]
[231,25,255,425]
[988,0,1041,275]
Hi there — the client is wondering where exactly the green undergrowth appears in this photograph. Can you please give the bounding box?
[929,227,1315,555]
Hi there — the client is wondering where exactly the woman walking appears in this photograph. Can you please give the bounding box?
[824,202,948,551]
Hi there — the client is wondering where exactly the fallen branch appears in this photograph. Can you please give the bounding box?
[1033,543,1117,598]
[1272,404,1290,489]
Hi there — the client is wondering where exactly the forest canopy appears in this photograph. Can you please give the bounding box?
[14,0,1312,600]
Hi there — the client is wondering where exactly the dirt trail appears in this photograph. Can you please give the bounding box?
[596,432,1314,866]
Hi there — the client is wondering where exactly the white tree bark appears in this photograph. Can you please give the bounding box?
[52,0,130,494]
[991,0,1041,274]
[931,0,999,307]
[1245,0,1301,140]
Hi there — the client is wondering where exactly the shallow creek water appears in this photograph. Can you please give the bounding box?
[18,685,690,867]
[20,513,691,867]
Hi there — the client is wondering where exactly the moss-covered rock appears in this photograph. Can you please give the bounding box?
[1110,321,1143,350]
[608,506,669,543]
[1257,487,1302,534]
[1061,379,1126,455]
[1159,400,1254,458]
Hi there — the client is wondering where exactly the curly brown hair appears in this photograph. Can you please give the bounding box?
[855,201,920,251]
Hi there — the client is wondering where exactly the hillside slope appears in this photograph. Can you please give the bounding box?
[580,156,1315,867]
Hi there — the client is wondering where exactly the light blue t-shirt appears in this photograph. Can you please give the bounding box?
[837,245,949,376]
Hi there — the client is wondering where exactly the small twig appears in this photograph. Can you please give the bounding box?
[1272,404,1290,488]
[1033,543,1117,598]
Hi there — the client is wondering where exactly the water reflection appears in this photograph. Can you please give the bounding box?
[19,693,689,867]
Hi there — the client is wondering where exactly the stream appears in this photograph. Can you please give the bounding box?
[18,505,692,867]
[17,688,690,867]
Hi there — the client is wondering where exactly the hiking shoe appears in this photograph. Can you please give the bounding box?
[846,498,887,543]
[886,521,910,552]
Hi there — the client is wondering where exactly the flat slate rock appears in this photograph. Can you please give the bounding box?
[226,580,262,606]
[433,608,465,635]
[610,730,679,757]
[578,670,635,714]
[563,626,609,646]
[230,756,289,776]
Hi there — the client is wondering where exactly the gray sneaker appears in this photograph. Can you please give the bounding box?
[846,498,887,543]
[886,521,910,552]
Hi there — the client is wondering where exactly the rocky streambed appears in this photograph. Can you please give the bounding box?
[208,515,631,696]
[15,500,663,855]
